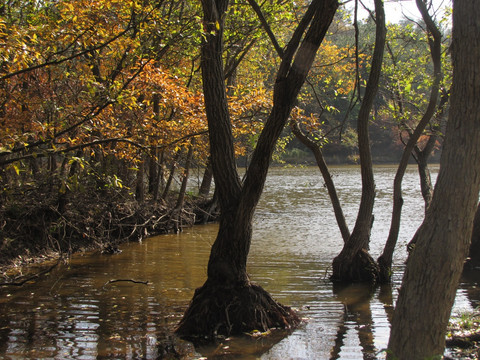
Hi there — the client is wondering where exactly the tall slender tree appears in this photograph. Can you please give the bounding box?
[377,0,443,283]
[330,0,386,283]
[176,0,339,339]
[387,1,480,358]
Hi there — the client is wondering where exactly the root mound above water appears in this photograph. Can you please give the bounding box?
[175,281,300,341]
[331,249,380,284]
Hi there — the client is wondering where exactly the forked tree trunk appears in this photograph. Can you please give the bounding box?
[414,137,435,210]
[330,0,385,284]
[414,90,449,211]
[377,0,442,283]
[387,1,480,358]
[176,0,339,339]
[413,91,449,211]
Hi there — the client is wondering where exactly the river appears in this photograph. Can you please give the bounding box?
[1,165,479,359]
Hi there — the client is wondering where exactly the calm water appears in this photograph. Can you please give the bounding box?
[1,165,478,359]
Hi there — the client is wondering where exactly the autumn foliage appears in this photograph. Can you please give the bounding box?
[0,0,451,264]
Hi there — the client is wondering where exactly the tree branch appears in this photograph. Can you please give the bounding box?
[103,279,149,288]
[247,0,284,58]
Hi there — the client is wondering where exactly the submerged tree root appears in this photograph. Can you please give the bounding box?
[175,281,300,342]
[331,249,380,283]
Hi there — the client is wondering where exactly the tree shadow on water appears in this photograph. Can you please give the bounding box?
[460,267,480,309]
[184,282,398,359]
[330,282,394,360]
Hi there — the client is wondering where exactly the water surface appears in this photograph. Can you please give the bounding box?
[1,165,478,359]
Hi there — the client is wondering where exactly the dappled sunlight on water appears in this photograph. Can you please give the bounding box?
[1,165,477,359]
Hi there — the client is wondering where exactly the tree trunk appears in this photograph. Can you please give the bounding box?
[291,121,350,242]
[387,1,480,358]
[175,139,195,211]
[58,149,83,213]
[377,0,442,283]
[331,0,385,284]
[148,148,158,195]
[161,151,179,201]
[413,89,449,211]
[176,0,339,340]
[135,155,145,203]
[198,158,213,198]
[171,140,195,233]
[414,138,435,210]
[153,150,165,202]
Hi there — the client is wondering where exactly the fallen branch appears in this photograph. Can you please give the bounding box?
[103,279,149,288]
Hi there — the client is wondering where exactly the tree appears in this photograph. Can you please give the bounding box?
[330,0,386,283]
[377,0,443,283]
[387,1,480,358]
[176,0,339,339]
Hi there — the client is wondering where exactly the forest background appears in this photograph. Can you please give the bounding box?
[0,0,452,272]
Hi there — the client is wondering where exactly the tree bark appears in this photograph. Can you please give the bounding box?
[387,2,480,358]
[331,0,385,283]
[377,0,442,283]
[176,0,339,339]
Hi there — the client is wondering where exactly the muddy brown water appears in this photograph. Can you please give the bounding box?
[1,165,479,359]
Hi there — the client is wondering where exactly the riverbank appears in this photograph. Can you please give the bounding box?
[0,183,218,279]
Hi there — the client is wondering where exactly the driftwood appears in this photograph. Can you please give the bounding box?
[103,278,149,288]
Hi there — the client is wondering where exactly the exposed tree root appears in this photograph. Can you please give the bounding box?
[331,249,380,283]
[175,280,300,342]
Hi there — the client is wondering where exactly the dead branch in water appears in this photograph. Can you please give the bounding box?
[103,278,149,288]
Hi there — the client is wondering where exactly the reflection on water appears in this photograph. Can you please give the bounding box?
[0,165,477,359]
